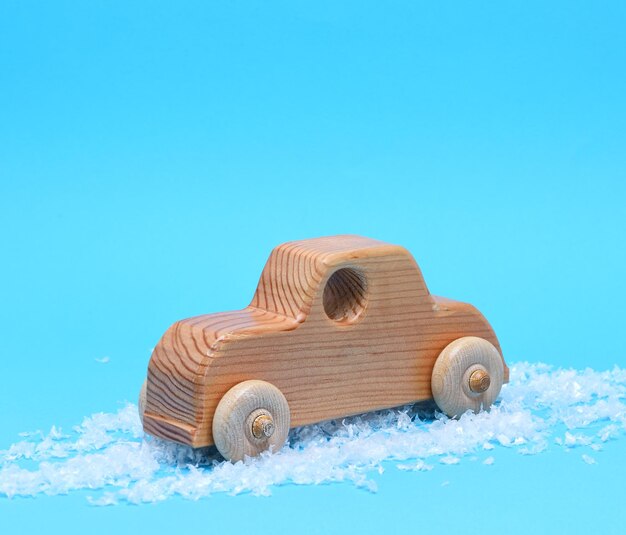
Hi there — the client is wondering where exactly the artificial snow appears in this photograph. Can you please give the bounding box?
[1,362,625,505]
[582,454,597,465]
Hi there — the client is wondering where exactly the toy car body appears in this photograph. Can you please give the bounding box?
[140,235,508,461]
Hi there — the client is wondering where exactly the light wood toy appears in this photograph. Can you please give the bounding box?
[139,235,508,462]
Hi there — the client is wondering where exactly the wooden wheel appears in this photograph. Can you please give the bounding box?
[212,380,290,462]
[138,380,147,425]
[431,336,504,418]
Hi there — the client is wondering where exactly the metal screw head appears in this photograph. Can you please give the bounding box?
[469,369,491,393]
[252,414,275,439]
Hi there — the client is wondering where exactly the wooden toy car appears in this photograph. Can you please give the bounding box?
[139,235,508,461]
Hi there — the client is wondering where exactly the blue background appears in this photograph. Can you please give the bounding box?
[1,1,625,533]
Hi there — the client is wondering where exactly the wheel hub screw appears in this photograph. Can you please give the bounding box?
[252,414,275,439]
[469,369,491,393]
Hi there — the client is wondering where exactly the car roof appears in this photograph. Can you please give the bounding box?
[250,235,412,320]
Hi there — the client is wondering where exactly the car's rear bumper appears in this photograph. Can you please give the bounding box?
[142,412,200,447]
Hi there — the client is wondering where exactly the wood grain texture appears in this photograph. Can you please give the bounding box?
[142,235,509,448]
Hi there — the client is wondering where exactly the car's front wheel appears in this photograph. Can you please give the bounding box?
[212,380,290,462]
[431,336,504,418]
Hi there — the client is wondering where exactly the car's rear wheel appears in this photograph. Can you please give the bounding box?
[138,380,147,425]
[212,380,290,462]
[431,336,504,417]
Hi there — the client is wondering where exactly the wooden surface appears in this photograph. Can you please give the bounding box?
[138,380,147,425]
[142,235,508,448]
[212,380,290,462]
[431,336,504,417]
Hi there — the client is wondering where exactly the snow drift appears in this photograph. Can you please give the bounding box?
[1,362,624,505]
